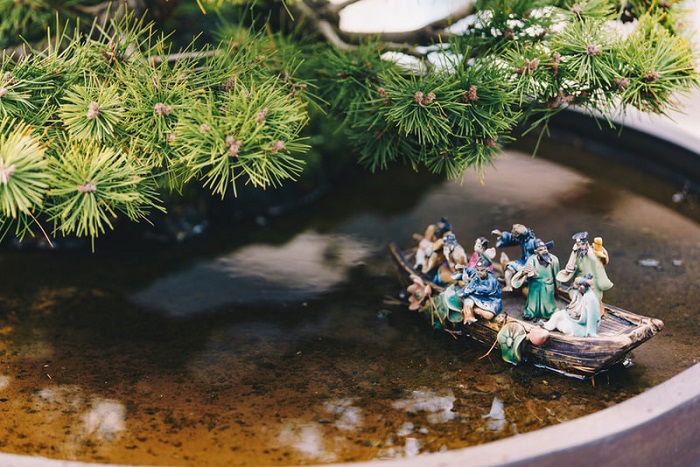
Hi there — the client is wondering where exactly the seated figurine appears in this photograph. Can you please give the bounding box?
[429,233,468,284]
[414,217,452,272]
[454,258,502,324]
[543,274,601,337]
[467,236,496,269]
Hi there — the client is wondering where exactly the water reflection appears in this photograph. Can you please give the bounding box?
[132,232,376,316]
[0,147,698,465]
[391,389,456,424]
[483,397,506,431]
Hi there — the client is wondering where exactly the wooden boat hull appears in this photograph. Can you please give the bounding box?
[390,243,664,379]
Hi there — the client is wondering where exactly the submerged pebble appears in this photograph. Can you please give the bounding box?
[638,258,660,268]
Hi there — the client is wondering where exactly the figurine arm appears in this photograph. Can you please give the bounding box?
[471,277,499,296]
[556,251,577,283]
[511,257,534,289]
[496,231,517,248]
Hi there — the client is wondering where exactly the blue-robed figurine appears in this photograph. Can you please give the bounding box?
[452,257,502,324]
[492,223,552,292]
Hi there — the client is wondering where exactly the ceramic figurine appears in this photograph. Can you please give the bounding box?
[492,224,551,292]
[556,231,613,301]
[456,257,503,324]
[467,236,496,269]
[389,224,664,378]
[427,233,468,284]
[413,217,452,272]
[391,221,665,379]
[543,275,601,337]
[407,274,432,311]
[510,238,559,320]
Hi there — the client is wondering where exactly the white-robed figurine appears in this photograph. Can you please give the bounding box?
[556,231,612,301]
[543,274,601,337]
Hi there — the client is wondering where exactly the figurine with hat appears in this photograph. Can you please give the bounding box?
[455,257,503,324]
[510,238,560,320]
[556,231,613,301]
[491,224,552,292]
[544,274,602,337]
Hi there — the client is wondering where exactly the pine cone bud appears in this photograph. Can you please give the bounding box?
[414,91,436,105]
[153,102,173,117]
[0,88,7,98]
[519,57,540,74]
[269,141,285,153]
[199,123,211,133]
[255,107,269,124]
[586,44,602,56]
[223,76,237,91]
[571,4,582,14]
[86,101,101,120]
[483,137,497,147]
[642,70,661,82]
[225,136,242,157]
[77,181,97,194]
[615,77,631,90]
[462,85,478,102]
[167,133,177,143]
[551,52,561,76]
[414,91,424,104]
[0,164,16,184]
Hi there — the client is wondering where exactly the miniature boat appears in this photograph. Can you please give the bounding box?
[389,243,665,379]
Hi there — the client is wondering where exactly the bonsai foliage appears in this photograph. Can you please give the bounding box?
[0,0,697,244]
[0,12,310,244]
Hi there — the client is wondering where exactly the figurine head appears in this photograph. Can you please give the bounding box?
[444,233,458,251]
[476,257,492,279]
[574,273,593,294]
[511,224,532,240]
[435,217,452,238]
[473,236,489,253]
[534,238,552,265]
[572,231,589,255]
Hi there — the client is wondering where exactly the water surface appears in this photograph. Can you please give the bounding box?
[0,141,698,465]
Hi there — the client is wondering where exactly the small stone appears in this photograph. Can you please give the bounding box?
[672,259,683,267]
[638,258,660,268]
[671,192,686,203]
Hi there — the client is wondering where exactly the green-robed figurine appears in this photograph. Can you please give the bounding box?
[556,231,613,301]
[510,238,559,320]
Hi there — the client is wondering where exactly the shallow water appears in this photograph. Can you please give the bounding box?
[0,140,699,465]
